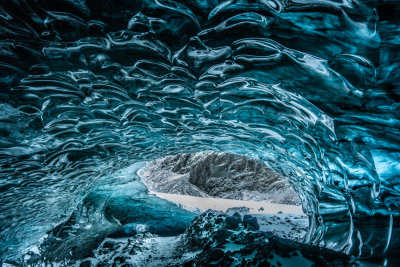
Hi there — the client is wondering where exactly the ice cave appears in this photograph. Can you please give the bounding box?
[0,0,399,266]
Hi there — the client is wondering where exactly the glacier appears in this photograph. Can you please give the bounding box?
[0,0,399,265]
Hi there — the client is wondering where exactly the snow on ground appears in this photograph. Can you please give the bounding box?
[152,192,304,214]
[151,192,309,242]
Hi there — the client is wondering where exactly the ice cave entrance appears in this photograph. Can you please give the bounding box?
[137,151,309,241]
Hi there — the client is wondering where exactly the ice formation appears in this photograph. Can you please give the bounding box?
[0,0,399,265]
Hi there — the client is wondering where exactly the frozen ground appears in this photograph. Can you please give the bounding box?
[73,209,308,267]
[151,192,309,242]
[75,235,200,267]
[152,192,304,214]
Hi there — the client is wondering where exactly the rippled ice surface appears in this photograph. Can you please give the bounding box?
[0,0,399,265]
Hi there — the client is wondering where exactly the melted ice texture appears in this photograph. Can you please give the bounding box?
[0,0,399,264]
